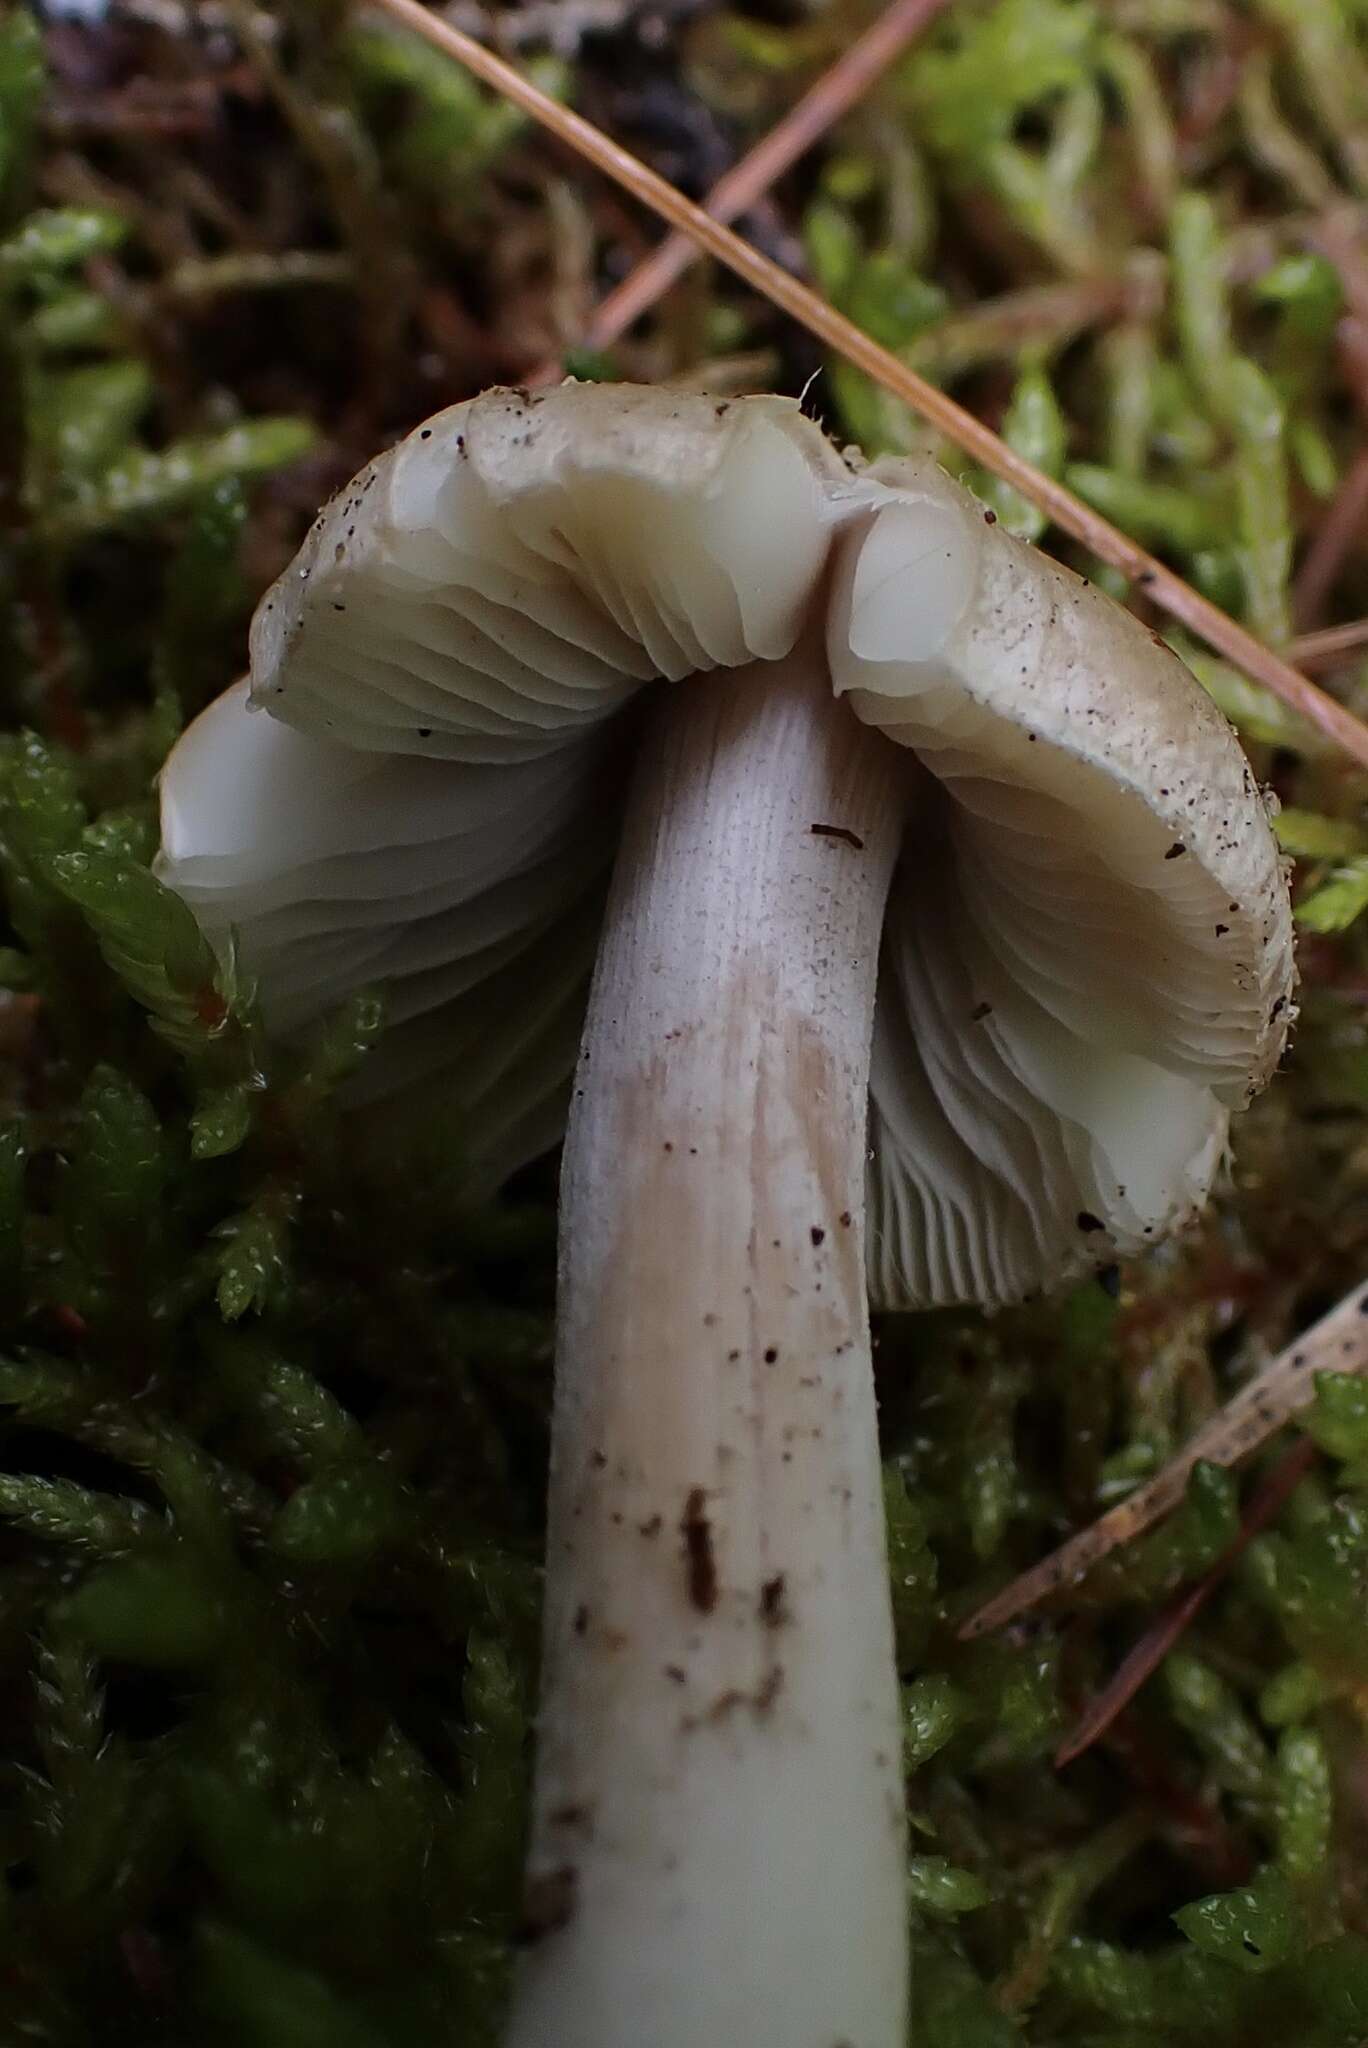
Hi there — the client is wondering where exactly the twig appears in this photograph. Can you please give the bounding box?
[1175,26,1246,165]
[1095,1709,1253,1890]
[994,1810,1153,2008]
[44,78,237,140]
[366,0,1368,775]
[1237,47,1338,211]
[220,0,411,397]
[959,1276,1368,1643]
[1289,615,1368,669]
[158,251,354,301]
[1054,1440,1318,1770]
[529,0,953,379]
[902,275,1148,384]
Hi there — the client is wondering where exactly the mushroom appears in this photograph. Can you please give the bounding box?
[156,383,1294,2048]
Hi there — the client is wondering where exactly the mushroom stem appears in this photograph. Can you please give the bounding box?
[507,646,908,2048]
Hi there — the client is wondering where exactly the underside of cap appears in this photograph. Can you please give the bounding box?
[156,679,614,1190]
[826,464,1294,1308]
[249,384,848,763]
[158,385,1295,1311]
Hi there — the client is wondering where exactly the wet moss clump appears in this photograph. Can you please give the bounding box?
[5,1,1368,2041]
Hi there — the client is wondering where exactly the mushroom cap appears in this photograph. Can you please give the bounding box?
[156,383,1294,1309]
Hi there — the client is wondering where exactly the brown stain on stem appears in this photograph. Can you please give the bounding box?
[681,1486,719,1613]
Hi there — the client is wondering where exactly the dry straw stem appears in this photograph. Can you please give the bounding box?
[960,1275,1368,1644]
[1053,1439,1319,1770]
[528,0,954,378]
[370,0,1368,770]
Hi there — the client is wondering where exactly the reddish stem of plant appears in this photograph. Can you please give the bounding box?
[528,0,953,381]
[1289,615,1368,669]
[1054,1438,1319,1770]
[1294,441,1368,631]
